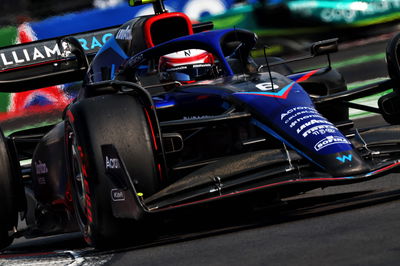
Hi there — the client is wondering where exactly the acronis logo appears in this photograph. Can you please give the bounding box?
[336,154,353,163]
[105,156,121,169]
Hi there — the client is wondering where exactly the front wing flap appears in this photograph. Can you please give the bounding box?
[105,142,400,215]
[146,160,400,212]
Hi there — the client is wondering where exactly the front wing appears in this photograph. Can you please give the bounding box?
[103,142,400,216]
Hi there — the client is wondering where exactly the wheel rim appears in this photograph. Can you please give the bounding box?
[68,131,89,228]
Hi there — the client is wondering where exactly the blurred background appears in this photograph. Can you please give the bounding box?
[1,0,398,40]
[0,0,93,25]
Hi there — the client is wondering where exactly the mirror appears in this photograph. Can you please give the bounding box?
[310,38,338,56]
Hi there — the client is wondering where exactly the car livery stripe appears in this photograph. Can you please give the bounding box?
[235,82,295,99]
[0,59,64,73]
[157,161,400,211]
[0,252,57,258]
[157,163,164,181]
[294,69,319,82]
[366,161,400,177]
[233,69,319,99]
[288,69,320,83]
[143,108,158,151]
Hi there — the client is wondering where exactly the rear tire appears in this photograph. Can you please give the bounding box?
[0,128,19,250]
[65,94,159,247]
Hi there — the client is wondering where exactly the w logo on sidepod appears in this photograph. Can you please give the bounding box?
[336,154,353,163]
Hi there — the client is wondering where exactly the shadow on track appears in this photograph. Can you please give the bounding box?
[2,185,400,264]
[93,187,400,256]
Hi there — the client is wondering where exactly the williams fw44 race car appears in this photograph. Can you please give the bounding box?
[0,0,400,249]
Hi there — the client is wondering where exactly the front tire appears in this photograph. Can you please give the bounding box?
[65,94,159,247]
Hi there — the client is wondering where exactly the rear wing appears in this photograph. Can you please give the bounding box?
[0,26,119,92]
[0,20,213,93]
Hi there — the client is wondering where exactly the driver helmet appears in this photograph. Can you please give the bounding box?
[159,49,217,83]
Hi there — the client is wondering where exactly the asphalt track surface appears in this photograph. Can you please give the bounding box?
[1,32,400,265]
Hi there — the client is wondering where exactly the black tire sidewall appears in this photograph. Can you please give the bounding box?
[66,94,158,246]
[0,128,18,249]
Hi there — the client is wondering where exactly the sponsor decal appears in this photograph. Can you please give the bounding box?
[281,106,316,120]
[115,25,132,41]
[277,105,353,155]
[193,63,212,68]
[284,110,319,124]
[105,156,121,169]
[336,154,353,163]
[288,114,321,128]
[302,124,337,137]
[256,82,280,91]
[0,42,61,69]
[61,41,73,58]
[35,160,48,175]
[167,65,189,72]
[281,107,335,138]
[35,160,48,185]
[183,115,213,120]
[296,119,332,134]
[77,32,114,52]
[102,144,130,189]
[111,188,126,201]
[314,135,351,151]
[128,53,144,66]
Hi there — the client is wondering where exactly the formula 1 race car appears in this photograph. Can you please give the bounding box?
[0,0,400,249]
